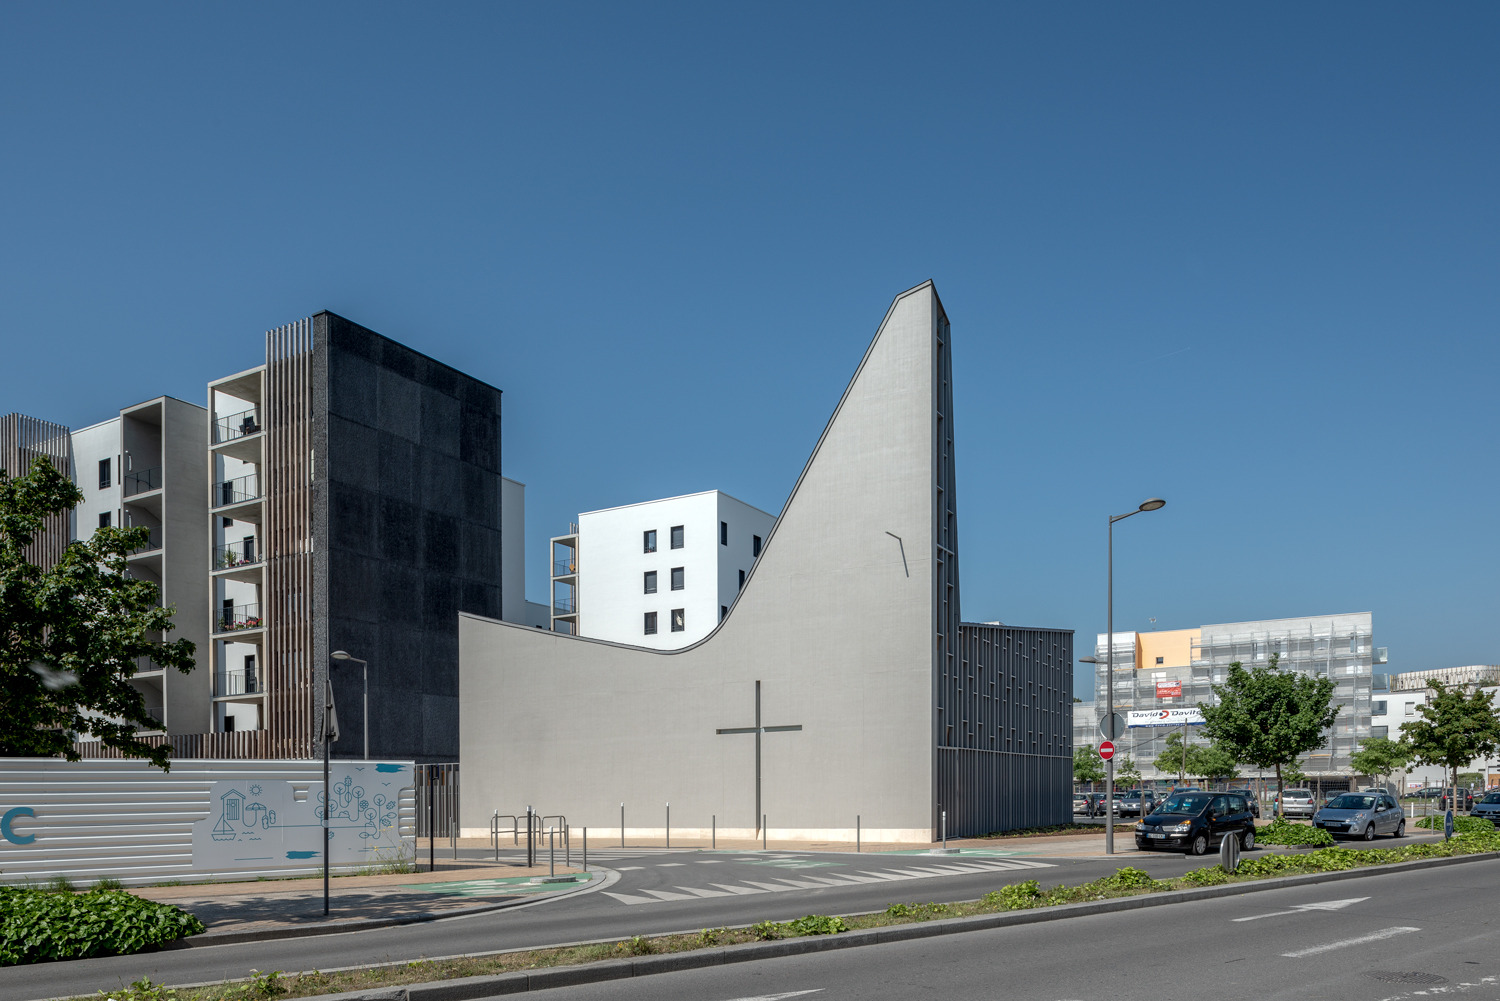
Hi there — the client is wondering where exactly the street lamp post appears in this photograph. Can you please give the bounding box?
[321,658,338,916]
[330,651,369,760]
[1103,498,1166,855]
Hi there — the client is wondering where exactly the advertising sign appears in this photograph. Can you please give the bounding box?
[1127,707,1205,728]
[1155,681,1182,699]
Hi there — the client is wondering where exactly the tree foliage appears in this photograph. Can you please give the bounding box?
[1116,754,1142,790]
[1400,681,1500,800]
[1152,730,1238,785]
[1349,735,1411,790]
[1198,654,1339,804]
[1074,744,1104,785]
[0,456,195,769]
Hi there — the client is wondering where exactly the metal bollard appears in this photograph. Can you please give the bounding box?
[566,825,571,866]
[1219,831,1240,873]
[666,802,670,849]
[762,814,767,851]
[857,814,861,853]
[941,809,947,850]
[583,827,588,874]
[620,803,625,849]
[549,826,555,877]
[712,815,716,850]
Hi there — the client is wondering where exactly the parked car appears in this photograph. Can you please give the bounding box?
[1471,791,1500,827]
[1136,791,1257,856]
[1314,792,1405,840]
[1227,788,1261,818]
[1279,789,1317,818]
[1439,788,1475,812]
[1413,787,1445,799]
[1073,791,1091,815]
[1076,792,1109,817]
[1119,791,1156,817]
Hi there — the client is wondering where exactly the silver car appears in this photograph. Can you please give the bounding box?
[1279,789,1316,819]
[1472,791,1500,827]
[1314,792,1405,840]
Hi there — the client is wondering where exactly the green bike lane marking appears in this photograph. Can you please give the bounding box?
[407,873,600,897]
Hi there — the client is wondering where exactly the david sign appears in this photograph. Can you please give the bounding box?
[1155,680,1182,698]
[1127,707,1206,728]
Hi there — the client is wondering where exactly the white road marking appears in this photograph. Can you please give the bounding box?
[1281,926,1421,958]
[658,863,686,867]
[1233,897,1370,922]
[615,866,643,871]
[720,991,824,1001]
[696,860,723,864]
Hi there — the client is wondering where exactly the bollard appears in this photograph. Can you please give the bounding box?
[549,826,555,877]
[566,825,571,867]
[583,827,588,874]
[712,815,716,850]
[666,802,670,849]
[763,814,767,851]
[492,810,499,862]
[1219,831,1240,873]
[621,803,625,849]
[941,809,947,851]
[857,814,861,853]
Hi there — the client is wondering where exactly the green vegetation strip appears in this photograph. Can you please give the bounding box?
[75,830,1500,1001]
[1,884,203,967]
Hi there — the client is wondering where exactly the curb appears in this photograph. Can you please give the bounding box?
[287,850,1500,1000]
[170,871,613,949]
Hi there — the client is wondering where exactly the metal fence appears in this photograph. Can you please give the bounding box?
[416,762,460,839]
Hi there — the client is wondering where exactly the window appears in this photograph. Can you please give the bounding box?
[98,459,111,489]
[224,715,236,733]
[1350,636,1357,653]
[1372,700,1387,715]
[1155,656,1164,665]
[738,569,745,590]
[223,517,234,529]
[644,612,657,635]
[752,535,762,558]
[1404,702,1416,716]
[98,511,111,528]
[721,605,728,621]
[1371,725,1388,738]
[720,521,728,546]
[670,567,684,591]
[670,525,684,549]
[643,571,657,594]
[671,608,685,632]
[643,530,657,553]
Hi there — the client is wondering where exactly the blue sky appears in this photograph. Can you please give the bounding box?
[3,3,1496,697]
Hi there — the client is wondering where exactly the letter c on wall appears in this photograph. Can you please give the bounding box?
[2,807,36,845]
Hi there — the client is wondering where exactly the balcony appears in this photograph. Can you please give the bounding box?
[217,602,263,633]
[552,557,578,576]
[218,669,261,697]
[123,466,162,497]
[214,408,262,444]
[213,473,261,508]
[127,526,163,555]
[553,595,577,614]
[213,540,262,582]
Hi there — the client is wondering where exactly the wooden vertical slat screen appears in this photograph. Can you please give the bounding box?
[0,413,74,570]
[265,319,315,758]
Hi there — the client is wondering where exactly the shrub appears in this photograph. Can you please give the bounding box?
[0,886,204,966]
[1415,815,1495,834]
[1179,866,1232,886]
[884,902,948,920]
[1090,867,1169,893]
[750,920,783,941]
[993,880,1045,910]
[1257,818,1335,847]
[612,936,656,956]
[783,914,848,936]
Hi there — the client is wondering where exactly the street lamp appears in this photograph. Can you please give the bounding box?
[330,651,369,760]
[1103,498,1166,855]
[321,657,340,916]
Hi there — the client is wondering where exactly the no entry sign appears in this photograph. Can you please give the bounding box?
[1099,741,1115,760]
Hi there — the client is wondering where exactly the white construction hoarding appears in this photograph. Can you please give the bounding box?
[1127,707,1206,728]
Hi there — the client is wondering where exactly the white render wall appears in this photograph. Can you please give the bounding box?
[1372,684,1500,789]
[574,490,775,648]
[69,418,122,539]
[500,477,528,626]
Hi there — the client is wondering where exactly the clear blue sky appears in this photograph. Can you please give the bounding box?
[3,4,1496,697]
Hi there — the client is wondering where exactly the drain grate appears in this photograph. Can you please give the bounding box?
[1364,971,1449,985]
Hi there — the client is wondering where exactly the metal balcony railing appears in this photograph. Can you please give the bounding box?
[123,466,162,496]
[128,527,163,554]
[214,540,261,570]
[217,602,263,632]
[213,408,262,444]
[553,595,577,614]
[219,670,260,696]
[552,558,577,576]
[214,473,261,507]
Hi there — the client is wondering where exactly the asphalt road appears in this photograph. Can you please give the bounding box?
[0,836,1452,1000]
[522,860,1500,1001]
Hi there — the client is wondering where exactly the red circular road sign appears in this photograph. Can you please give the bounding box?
[1099,741,1116,760]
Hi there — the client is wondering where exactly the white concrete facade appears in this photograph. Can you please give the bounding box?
[558,490,775,648]
[1372,680,1500,790]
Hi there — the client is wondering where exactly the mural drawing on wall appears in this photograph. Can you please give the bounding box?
[193,762,412,870]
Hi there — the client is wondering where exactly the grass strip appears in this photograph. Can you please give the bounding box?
[77,830,1500,1001]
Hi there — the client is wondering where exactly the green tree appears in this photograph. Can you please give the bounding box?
[1400,681,1500,802]
[1349,735,1412,791]
[0,456,195,769]
[1153,731,1193,784]
[1193,741,1240,785]
[1116,754,1142,791]
[1074,744,1104,787]
[1198,654,1340,806]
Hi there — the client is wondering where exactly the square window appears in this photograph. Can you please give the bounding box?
[643,530,657,554]
[670,525,684,549]
[98,511,111,528]
[671,608,685,632]
[670,567,684,590]
[1155,656,1164,665]
[98,458,111,490]
[644,611,657,635]
[720,521,728,546]
[752,535,762,558]
[643,571,657,594]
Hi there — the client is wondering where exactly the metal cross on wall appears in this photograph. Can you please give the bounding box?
[715,680,802,833]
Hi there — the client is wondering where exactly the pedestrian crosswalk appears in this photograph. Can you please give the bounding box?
[600,857,1055,906]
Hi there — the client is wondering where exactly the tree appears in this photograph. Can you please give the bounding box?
[1349,735,1411,792]
[1074,744,1104,787]
[1154,731,1193,783]
[1116,754,1142,791]
[1400,681,1500,803]
[1193,742,1240,785]
[1198,654,1340,807]
[0,456,195,769]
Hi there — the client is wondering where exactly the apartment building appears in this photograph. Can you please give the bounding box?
[1373,668,1500,790]
[549,490,776,647]
[1090,613,1387,786]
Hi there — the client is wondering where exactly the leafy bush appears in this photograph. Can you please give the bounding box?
[1415,815,1495,834]
[92,977,181,1001]
[696,927,727,946]
[0,886,204,966]
[783,914,848,936]
[884,902,949,920]
[1179,866,1232,886]
[1090,867,1169,893]
[989,880,1045,910]
[750,920,783,941]
[1256,818,1335,847]
[612,935,656,956]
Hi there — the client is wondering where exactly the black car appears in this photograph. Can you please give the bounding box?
[1439,788,1474,812]
[1136,791,1257,856]
[1227,788,1262,819]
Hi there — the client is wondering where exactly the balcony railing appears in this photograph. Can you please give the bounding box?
[128,526,163,555]
[214,473,261,507]
[123,466,162,496]
[219,669,260,696]
[217,602,263,632]
[552,558,578,576]
[553,595,577,614]
[214,540,261,570]
[213,408,262,444]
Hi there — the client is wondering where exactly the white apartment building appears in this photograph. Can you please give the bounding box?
[1372,670,1500,790]
[550,490,776,648]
